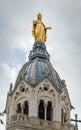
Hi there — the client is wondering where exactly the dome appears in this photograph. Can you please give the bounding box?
[15,42,63,92]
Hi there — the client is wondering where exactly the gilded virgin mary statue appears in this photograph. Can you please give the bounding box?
[32,13,51,43]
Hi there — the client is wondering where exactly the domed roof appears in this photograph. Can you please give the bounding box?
[15,42,63,92]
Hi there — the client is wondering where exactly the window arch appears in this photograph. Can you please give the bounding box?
[38,100,44,119]
[38,100,53,121]
[47,101,53,121]
[16,103,22,113]
[23,100,29,116]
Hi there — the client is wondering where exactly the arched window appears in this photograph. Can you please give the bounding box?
[47,101,53,121]
[23,101,29,116]
[38,100,44,119]
[16,103,22,113]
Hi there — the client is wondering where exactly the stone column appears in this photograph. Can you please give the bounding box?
[44,103,48,120]
[22,104,24,114]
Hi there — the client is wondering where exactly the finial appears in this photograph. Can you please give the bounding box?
[32,13,51,43]
[8,83,13,95]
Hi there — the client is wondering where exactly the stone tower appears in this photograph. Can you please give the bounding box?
[5,14,76,130]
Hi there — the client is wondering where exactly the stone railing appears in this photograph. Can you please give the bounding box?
[11,113,28,122]
[28,116,55,127]
[10,114,61,129]
[10,114,75,130]
[61,123,75,130]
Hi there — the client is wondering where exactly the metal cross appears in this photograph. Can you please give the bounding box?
[42,69,51,76]
[71,114,81,128]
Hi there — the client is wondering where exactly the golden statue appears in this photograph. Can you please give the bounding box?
[32,13,51,43]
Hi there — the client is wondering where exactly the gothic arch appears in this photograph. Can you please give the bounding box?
[16,96,29,105]
[39,96,53,103]
[38,99,53,121]
[16,97,29,116]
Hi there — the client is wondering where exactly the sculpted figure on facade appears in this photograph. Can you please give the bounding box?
[32,13,51,43]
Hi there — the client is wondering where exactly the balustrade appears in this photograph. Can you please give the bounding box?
[10,114,74,130]
[11,113,27,122]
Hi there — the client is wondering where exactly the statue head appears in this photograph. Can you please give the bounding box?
[37,13,42,20]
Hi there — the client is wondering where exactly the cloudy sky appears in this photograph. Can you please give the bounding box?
[0,0,81,129]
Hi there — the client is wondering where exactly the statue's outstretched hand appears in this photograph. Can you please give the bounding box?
[46,27,52,30]
[48,27,52,29]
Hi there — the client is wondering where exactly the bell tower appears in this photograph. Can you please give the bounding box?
[5,14,76,130]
